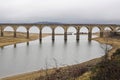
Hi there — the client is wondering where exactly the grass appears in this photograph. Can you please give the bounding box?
[0,31,49,47]
[90,48,120,80]
[35,65,88,80]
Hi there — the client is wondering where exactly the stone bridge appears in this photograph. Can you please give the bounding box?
[0,24,120,41]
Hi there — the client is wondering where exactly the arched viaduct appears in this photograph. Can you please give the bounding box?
[0,24,120,41]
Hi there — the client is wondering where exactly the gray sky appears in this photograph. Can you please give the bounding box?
[0,0,120,24]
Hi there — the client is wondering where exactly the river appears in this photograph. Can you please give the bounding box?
[0,35,105,78]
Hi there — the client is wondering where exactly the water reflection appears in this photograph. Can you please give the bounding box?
[1,46,4,49]
[14,44,16,48]
[39,39,42,44]
[27,42,29,46]
[0,35,105,78]
[52,40,55,46]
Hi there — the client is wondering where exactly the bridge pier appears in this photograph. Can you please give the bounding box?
[39,29,42,41]
[52,28,55,41]
[76,30,79,40]
[14,30,16,37]
[64,31,67,40]
[100,31,103,37]
[27,30,29,39]
[1,30,3,37]
[88,31,92,41]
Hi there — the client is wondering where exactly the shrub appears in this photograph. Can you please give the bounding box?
[90,48,120,80]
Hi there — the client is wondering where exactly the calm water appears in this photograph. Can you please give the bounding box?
[0,35,105,78]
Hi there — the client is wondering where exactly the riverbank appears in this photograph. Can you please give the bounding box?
[0,31,49,47]
[93,37,120,59]
[77,37,120,80]
[0,56,102,80]
[35,37,120,80]
[0,37,120,80]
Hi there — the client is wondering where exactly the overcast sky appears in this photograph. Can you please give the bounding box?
[0,0,120,24]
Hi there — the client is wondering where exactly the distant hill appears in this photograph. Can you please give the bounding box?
[0,21,64,24]
[35,21,63,24]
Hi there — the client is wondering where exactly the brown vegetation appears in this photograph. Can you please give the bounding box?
[0,31,49,47]
[93,37,120,59]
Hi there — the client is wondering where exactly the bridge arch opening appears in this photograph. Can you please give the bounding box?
[115,27,120,32]
[104,27,113,37]
[29,26,39,39]
[92,27,100,38]
[29,26,39,33]
[79,26,89,39]
[16,26,27,38]
[67,26,77,40]
[104,27,113,31]
[55,26,64,40]
[3,26,14,37]
[42,26,52,38]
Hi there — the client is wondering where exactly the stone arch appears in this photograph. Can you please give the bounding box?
[29,26,39,33]
[67,26,77,35]
[104,26,113,31]
[104,26,113,37]
[92,26,101,38]
[92,26,102,31]
[54,26,64,39]
[16,26,27,32]
[79,26,89,34]
[41,26,52,33]
[67,26,77,40]
[115,27,120,32]
[16,26,27,38]
[79,26,89,40]
[41,26,52,39]
[29,26,40,38]
[61,25,68,32]
[3,26,14,37]
[3,26,14,31]
[67,26,77,39]
[55,26,64,34]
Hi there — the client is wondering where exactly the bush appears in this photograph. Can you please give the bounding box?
[90,48,120,80]
[112,48,120,56]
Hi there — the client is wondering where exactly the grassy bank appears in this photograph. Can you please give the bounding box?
[0,31,49,47]
[77,37,120,80]
[90,48,120,80]
[78,48,120,80]
[93,37,120,59]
